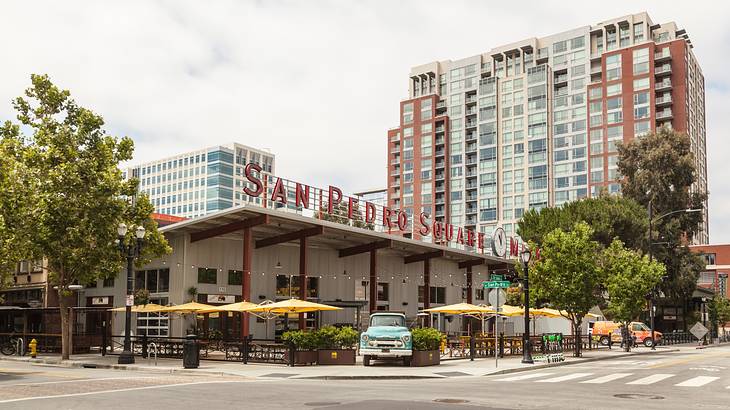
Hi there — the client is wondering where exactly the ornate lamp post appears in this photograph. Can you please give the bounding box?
[521,248,533,364]
[117,223,145,365]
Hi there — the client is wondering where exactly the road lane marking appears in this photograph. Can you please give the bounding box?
[580,373,633,384]
[626,374,674,385]
[674,376,720,387]
[536,373,593,383]
[649,352,730,369]
[0,380,252,403]
[494,372,556,381]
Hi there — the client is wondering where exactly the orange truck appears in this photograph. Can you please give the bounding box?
[590,321,662,347]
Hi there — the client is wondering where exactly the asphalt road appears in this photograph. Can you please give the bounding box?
[0,346,729,409]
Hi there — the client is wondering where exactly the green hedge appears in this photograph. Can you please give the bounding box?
[412,327,442,351]
[283,326,359,350]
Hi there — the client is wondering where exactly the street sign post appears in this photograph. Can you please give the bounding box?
[483,279,512,368]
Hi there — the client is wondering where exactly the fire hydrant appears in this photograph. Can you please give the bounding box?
[29,339,37,358]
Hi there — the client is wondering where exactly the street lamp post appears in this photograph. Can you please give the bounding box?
[521,248,533,364]
[647,199,702,350]
[117,223,146,365]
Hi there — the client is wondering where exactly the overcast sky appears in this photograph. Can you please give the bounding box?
[2,1,729,242]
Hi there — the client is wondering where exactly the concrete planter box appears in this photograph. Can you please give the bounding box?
[411,350,440,367]
[317,349,356,365]
[290,350,318,365]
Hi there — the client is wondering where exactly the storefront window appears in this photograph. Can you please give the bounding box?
[228,270,243,286]
[276,275,318,298]
[418,286,446,304]
[197,268,217,284]
[377,282,389,301]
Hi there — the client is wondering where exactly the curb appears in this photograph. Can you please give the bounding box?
[482,348,680,377]
[0,348,682,381]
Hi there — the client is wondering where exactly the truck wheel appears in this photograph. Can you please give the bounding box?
[363,355,371,366]
[599,336,609,346]
[403,357,411,367]
[643,338,654,348]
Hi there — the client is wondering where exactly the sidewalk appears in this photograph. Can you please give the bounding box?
[0,345,685,380]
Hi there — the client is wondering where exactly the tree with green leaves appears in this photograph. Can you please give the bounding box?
[707,295,730,340]
[529,222,606,357]
[618,127,707,328]
[316,201,374,230]
[1,74,171,359]
[0,133,37,288]
[603,239,665,351]
[518,194,648,250]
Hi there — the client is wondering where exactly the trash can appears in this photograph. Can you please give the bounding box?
[183,334,200,369]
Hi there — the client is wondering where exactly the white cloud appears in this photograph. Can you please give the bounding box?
[1,0,729,241]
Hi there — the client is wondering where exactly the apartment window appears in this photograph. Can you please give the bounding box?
[605,54,621,81]
[634,91,649,106]
[633,23,644,42]
[634,106,650,120]
[228,270,243,286]
[606,111,623,124]
[589,87,602,100]
[571,36,585,50]
[553,40,567,54]
[633,48,649,75]
[198,268,217,284]
[633,77,650,91]
[634,121,651,136]
[606,96,622,111]
[103,277,115,288]
[606,83,622,96]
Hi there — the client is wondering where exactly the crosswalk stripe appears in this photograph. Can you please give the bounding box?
[674,376,720,387]
[580,373,633,384]
[626,374,675,385]
[536,373,593,383]
[495,372,556,382]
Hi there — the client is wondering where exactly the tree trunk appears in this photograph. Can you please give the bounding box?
[573,320,583,357]
[59,295,70,360]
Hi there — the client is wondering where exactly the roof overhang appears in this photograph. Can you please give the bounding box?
[161,204,511,267]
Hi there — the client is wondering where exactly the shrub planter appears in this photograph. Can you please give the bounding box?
[291,350,318,366]
[317,349,356,365]
[411,350,440,367]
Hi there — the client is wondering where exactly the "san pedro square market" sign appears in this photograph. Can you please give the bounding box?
[242,163,527,259]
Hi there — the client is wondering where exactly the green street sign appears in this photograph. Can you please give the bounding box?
[491,274,504,281]
[482,280,510,289]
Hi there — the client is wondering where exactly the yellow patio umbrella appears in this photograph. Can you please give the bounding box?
[484,304,524,317]
[109,303,165,313]
[158,301,216,314]
[197,301,259,314]
[243,298,342,314]
[422,303,494,315]
[531,308,566,318]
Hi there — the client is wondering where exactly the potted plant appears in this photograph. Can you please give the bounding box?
[316,326,358,365]
[411,327,442,366]
[282,330,318,365]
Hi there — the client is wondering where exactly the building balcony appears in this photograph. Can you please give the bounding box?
[465,120,477,129]
[465,217,477,225]
[466,144,477,154]
[655,49,671,62]
[435,125,445,133]
[465,183,478,190]
[465,131,477,142]
[389,170,400,177]
[466,207,477,215]
[656,109,673,120]
[465,194,478,201]
[655,95,672,107]
[435,172,444,180]
[435,162,445,169]
[655,80,672,91]
[436,100,446,109]
[554,74,568,85]
[435,198,445,205]
[435,136,444,145]
[465,170,477,178]
[655,64,672,76]
[435,149,445,157]
[590,64,602,74]
[466,107,478,116]
[435,210,445,217]
[465,95,477,104]
[390,159,400,165]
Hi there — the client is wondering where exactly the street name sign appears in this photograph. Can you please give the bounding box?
[483,280,510,289]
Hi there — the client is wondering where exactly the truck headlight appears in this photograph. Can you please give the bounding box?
[361,334,369,342]
[401,334,411,343]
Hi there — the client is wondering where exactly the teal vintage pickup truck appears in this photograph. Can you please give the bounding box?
[359,312,412,366]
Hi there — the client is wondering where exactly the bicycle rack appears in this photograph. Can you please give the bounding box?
[148,342,158,366]
[16,338,24,356]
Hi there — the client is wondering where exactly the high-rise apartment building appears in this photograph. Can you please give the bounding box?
[387,12,708,244]
[125,143,275,218]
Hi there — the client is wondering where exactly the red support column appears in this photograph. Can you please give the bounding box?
[242,227,252,338]
[369,250,377,314]
[466,266,473,304]
[299,236,307,330]
[424,258,431,327]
